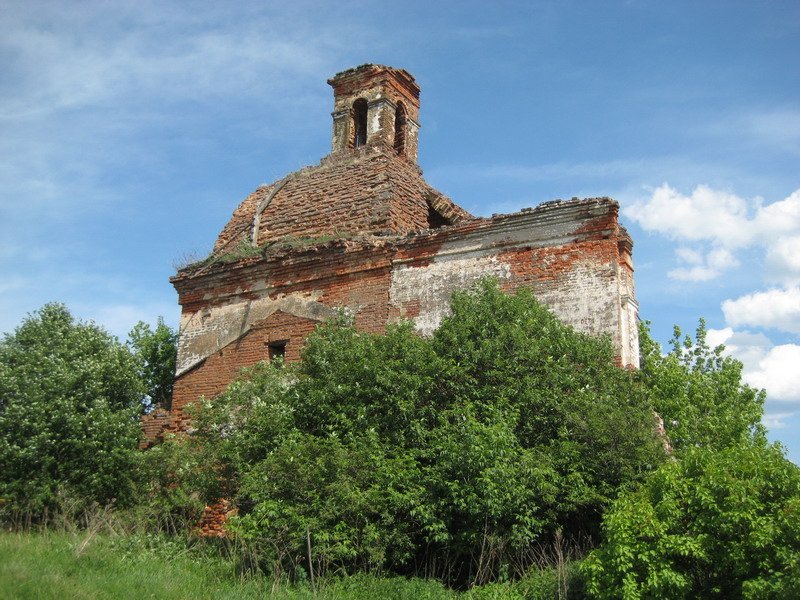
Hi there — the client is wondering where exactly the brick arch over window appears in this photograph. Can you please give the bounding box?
[394,101,407,156]
[351,98,368,148]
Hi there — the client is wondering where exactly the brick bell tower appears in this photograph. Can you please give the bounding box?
[328,64,421,162]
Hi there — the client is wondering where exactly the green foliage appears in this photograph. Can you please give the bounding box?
[180,235,360,275]
[505,558,586,600]
[135,437,206,534]
[270,232,355,250]
[583,443,800,599]
[433,283,665,536]
[0,304,145,517]
[0,531,272,600]
[639,319,766,453]
[172,249,207,272]
[187,280,665,586]
[128,317,178,410]
[191,329,434,578]
[187,360,298,501]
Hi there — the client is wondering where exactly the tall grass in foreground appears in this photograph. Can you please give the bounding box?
[0,531,459,599]
[1,531,265,600]
[0,531,583,599]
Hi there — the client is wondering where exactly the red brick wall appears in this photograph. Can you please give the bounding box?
[142,312,324,448]
[172,312,318,409]
[144,199,636,448]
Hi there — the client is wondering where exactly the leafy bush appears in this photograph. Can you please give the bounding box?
[128,318,178,410]
[135,437,206,534]
[0,304,144,519]
[503,558,586,600]
[186,280,666,585]
[431,282,666,542]
[639,319,765,453]
[583,443,800,599]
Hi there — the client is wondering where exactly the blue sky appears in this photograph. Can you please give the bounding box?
[2,1,799,459]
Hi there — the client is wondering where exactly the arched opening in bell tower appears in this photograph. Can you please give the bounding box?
[394,102,407,156]
[352,98,368,148]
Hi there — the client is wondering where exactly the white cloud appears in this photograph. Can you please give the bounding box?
[763,411,796,431]
[81,302,178,341]
[707,248,740,270]
[745,109,800,154]
[0,1,355,226]
[706,327,776,369]
[628,185,800,251]
[675,247,703,265]
[744,344,800,404]
[0,3,340,121]
[707,327,800,412]
[624,185,800,284]
[669,246,739,281]
[705,326,734,349]
[625,184,754,248]
[722,287,800,335]
[765,235,800,285]
[668,266,717,282]
[755,190,800,235]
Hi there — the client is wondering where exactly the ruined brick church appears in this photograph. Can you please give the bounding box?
[142,64,640,447]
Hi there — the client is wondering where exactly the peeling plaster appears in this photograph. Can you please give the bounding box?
[175,291,337,376]
[532,262,618,339]
[434,203,609,258]
[390,254,512,336]
[369,106,382,137]
[388,213,639,367]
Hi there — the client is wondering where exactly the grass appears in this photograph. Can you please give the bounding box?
[0,532,459,599]
[0,531,580,599]
[269,233,355,250]
[1,531,259,600]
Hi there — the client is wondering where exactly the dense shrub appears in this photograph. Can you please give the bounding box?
[584,442,800,599]
[186,280,666,585]
[135,437,206,534]
[0,304,145,518]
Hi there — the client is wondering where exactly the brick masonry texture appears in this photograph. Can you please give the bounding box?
[214,150,471,256]
[142,64,640,449]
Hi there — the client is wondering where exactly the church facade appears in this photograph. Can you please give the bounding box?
[142,64,640,447]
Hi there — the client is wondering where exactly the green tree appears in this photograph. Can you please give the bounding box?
[433,282,666,533]
[0,304,145,517]
[583,443,800,599]
[127,317,178,410]
[639,319,766,453]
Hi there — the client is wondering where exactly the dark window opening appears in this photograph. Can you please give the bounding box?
[427,205,448,229]
[352,98,368,148]
[268,340,287,363]
[394,102,406,156]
